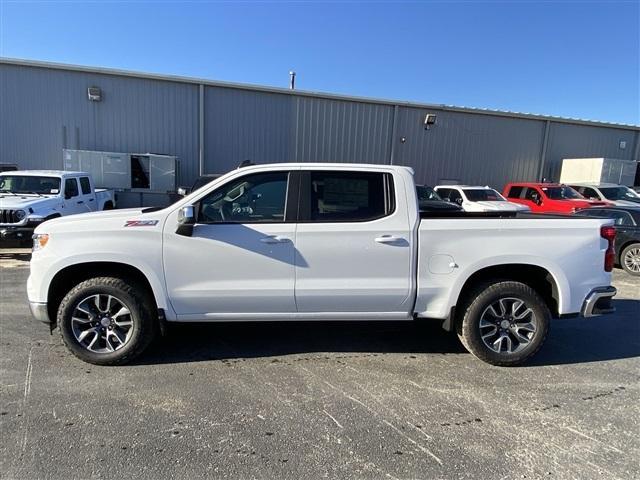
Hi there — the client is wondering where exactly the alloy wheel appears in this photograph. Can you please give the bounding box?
[71,294,134,353]
[623,247,640,273]
[479,297,538,354]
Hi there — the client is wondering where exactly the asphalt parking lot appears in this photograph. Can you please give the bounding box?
[1,250,638,480]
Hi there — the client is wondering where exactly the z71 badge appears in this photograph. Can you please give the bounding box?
[124,220,159,227]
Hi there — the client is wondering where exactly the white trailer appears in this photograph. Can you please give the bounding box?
[63,149,177,207]
[559,157,638,186]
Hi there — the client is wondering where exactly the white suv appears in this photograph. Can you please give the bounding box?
[434,185,530,212]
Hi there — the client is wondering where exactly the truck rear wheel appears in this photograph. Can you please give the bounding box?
[57,277,156,365]
[458,281,550,366]
[621,243,640,276]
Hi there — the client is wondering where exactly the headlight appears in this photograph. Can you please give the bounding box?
[32,233,49,251]
[15,209,26,221]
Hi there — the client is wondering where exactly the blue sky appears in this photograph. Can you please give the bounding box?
[1,1,638,125]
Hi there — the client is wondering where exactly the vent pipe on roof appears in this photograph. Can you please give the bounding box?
[289,71,296,90]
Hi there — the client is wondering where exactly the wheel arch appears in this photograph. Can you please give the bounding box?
[47,262,161,324]
[618,239,640,261]
[444,263,561,332]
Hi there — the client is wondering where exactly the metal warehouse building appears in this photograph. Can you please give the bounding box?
[1,58,639,191]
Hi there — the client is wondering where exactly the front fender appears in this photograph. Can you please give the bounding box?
[28,252,176,321]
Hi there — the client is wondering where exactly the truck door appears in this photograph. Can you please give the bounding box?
[78,176,97,211]
[522,187,545,212]
[62,177,85,215]
[294,170,413,317]
[163,170,297,316]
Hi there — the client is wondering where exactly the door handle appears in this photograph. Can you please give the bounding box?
[374,235,402,244]
[260,235,289,244]
[77,200,84,204]
[89,198,95,202]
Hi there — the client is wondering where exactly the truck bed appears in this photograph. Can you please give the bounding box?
[415,214,611,320]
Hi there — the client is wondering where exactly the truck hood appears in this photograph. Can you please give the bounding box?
[35,207,159,233]
[0,194,58,209]
[469,201,530,212]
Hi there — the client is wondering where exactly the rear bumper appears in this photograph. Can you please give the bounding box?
[581,286,616,317]
[29,301,51,324]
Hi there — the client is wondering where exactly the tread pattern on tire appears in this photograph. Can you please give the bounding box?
[457,280,550,367]
[57,276,156,366]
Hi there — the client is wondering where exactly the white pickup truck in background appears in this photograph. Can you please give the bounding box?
[0,170,115,245]
[27,163,617,366]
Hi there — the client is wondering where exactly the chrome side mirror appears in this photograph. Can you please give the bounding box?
[176,205,196,236]
[177,187,188,196]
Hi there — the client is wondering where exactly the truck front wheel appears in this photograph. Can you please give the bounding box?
[458,281,550,366]
[57,277,157,365]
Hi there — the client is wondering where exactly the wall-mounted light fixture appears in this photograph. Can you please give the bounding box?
[424,113,437,130]
[87,86,102,102]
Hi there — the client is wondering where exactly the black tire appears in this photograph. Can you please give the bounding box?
[103,201,114,210]
[457,281,550,366]
[57,276,157,365]
[620,243,640,276]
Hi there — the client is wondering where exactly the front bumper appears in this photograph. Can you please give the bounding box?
[0,225,35,244]
[29,301,51,324]
[581,286,616,317]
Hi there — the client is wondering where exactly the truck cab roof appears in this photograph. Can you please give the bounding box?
[0,170,89,177]
[505,182,565,188]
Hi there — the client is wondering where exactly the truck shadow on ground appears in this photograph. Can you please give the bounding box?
[527,298,640,367]
[0,249,31,266]
[137,298,640,367]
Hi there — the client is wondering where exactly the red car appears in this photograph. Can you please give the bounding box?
[503,183,613,213]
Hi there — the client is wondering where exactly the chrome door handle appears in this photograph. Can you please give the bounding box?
[374,235,402,244]
[260,236,288,244]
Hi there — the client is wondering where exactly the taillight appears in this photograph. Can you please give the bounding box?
[600,225,616,272]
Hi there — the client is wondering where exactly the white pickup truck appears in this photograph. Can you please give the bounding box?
[0,170,115,245]
[27,163,617,366]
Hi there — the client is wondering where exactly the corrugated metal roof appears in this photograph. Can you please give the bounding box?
[2,57,638,131]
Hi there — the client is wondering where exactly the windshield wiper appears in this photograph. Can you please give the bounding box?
[0,189,18,196]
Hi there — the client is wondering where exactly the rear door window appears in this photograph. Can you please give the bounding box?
[302,171,393,222]
[79,177,92,195]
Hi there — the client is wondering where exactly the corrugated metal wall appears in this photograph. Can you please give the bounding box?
[393,107,546,189]
[1,62,638,190]
[0,64,200,182]
[204,87,294,173]
[544,123,639,181]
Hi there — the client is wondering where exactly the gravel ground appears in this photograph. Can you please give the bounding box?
[1,251,638,480]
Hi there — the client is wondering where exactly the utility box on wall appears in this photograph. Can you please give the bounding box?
[559,157,639,186]
[63,149,178,207]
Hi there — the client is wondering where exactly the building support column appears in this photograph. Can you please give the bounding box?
[537,120,551,181]
[198,84,204,175]
[389,105,399,165]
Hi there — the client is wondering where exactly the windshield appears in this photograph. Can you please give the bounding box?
[599,186,640,201]
[463,188,505,202]
[542,186,583,200]
[416,186,442,201]
[0,175,61,194]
